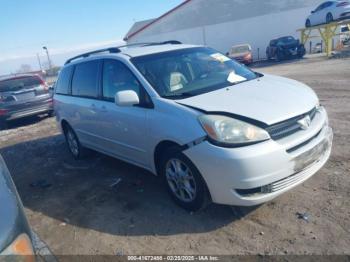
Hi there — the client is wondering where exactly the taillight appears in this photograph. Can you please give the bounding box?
[37,76,48,90]
[0,109,8,116]
[337,1,349,7]
[41,84,49,91]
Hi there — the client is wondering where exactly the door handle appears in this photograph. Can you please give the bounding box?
[90,103,97,112]
[100,106,108,112]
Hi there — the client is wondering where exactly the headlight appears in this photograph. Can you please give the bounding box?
[315,100,321,110]
[1,234,34,260]
[198,115,270,146]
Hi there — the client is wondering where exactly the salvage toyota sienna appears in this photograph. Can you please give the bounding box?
[54,42,333,211]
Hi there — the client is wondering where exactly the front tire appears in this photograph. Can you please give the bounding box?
[276,50,284,62]
[0,120,8,130]
[305,19,311,28]
[160,148,210,211]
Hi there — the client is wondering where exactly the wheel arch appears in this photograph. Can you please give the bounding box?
[153,140,183,175]
[60,118,72,134]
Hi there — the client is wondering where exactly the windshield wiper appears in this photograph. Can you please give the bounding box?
[162,91,197,99]
[254,72,264,78]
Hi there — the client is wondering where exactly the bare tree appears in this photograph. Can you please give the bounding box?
[17,64,32,73]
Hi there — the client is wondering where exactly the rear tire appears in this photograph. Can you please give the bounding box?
[276,50,284,62]
[0,120,8,130]
[326,13,333,24]
[63,125,87,160]
[160,147,210,211]
[266,53,271,61]
[48,110,55,117]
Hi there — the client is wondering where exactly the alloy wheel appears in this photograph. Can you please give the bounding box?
[165,158,197,202]
[66,130,79,157]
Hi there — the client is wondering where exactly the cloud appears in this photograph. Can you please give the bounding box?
[48,39,125,55]
[0,39,125,75]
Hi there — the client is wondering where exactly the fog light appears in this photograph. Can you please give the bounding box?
[261,184,273,193]
[0,109,8,116]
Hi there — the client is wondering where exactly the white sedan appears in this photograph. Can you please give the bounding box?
[306,1,350,27]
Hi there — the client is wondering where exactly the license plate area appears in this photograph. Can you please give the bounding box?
[293,136,330,173]
[14,91,35,101]
[290,49,298,55]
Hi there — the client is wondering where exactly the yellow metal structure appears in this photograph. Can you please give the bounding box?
[298,19,350,57]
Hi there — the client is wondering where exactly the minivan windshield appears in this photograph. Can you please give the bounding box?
[278,36,295,44]
[231,45,250,54]
[131,47,259,99]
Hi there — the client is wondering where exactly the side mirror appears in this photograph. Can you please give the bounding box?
[311,10,315,14]
[115,90,139,107]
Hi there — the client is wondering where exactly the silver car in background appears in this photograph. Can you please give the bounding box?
[0,74,54,130]
[306,1,350,27]
[54,42,333,211]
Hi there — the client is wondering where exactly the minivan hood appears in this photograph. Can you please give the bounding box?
[177,74,318,125]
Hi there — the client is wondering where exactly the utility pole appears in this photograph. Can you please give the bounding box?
[36,53,43,71]
[42,46,52,70]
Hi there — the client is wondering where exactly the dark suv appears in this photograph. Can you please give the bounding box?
[266,36,306,61]
[0,74,54,129]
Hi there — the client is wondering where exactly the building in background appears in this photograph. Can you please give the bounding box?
[124,0,323,60]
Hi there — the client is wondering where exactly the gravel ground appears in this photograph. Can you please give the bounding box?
[0,56,349,256]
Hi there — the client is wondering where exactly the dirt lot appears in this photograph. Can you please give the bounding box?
[0,56,349,256]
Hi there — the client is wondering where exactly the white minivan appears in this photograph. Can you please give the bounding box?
[54,42,333,211]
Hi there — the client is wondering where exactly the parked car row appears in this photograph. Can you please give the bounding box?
[227,36,306,64]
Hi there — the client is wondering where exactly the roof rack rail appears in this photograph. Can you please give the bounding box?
[116,40,182,49]
[64,47,121,65]
[144,40,182,46]
[64,40,182,65]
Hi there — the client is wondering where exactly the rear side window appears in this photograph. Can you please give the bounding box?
[55,66,73,95]
[0,76,43,92]
[72,60,99,98]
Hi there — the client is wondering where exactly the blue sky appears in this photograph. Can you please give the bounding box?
[0,0,182,75]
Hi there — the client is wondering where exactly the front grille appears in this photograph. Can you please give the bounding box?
[237,163,318,197]
[235,170,309,196]
[265,107,317,140]
[286,128,322,153]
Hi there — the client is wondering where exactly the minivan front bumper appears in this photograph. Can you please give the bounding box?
[183,109,332,206]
